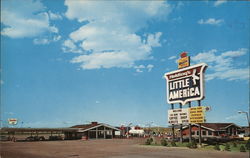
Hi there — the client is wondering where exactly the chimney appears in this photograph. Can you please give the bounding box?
[91,122,98,125]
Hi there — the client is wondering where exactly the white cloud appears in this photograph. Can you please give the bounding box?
[147,32,162,47]
[95,101,100,104]
[224,113,246,124]
[33,35,61,45]
[63,0,171,69]
[136,69,143,73]
[134,65,146,69]
[198,18,223,26]
[4,112,14,115]
[168,56,177,60]
[33,38,50,45]
[1,0,59,38]
[206,68,249,81]
[221,48,247,57]
[134,64,154,73]
[134,65,145,73]
[48,11,63,20]
[147,64,154,72]
[62,39,82,53]
[192,48,249,81]
[214,0,227,7]
[176,2,184,9]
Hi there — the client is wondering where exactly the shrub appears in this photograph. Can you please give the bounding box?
[161,139,168,146]
[171,141,177,147]
[214,144,220,151]
[145,139,151,145]
[186,143,191,148]
[186,140,197,149]
[224,143,230,151]
[232,142,237,147]
[149,138,153,143]
[246,140,250,150]
[240,145,246,152]
[187,140,197,149]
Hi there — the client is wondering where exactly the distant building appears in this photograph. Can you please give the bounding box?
[0,122,120,141]
[181,123,241,139]
[68,122,120,140]
[129,126,144,136]
[239,126,250,136]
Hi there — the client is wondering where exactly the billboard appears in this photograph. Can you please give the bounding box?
[168,108,190,125]
[178,56,190,69]
[165,63,207,105]
[168,106,207,125]
[189,107,205,123]
[8,118,18,125]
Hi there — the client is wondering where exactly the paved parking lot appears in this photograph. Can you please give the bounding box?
[1,138,249,158]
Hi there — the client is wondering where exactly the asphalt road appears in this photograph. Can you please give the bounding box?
[1,138,249,158]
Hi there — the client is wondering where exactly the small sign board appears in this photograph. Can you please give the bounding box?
[165,63,207,105]
[178,56,190,69]
[189,107,205,123]
[203,106,211,112]
[168,108,190,125]
[8,118,18,125]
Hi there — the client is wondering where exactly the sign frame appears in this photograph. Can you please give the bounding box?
[165,63,207,105]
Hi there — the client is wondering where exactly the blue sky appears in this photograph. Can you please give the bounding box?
[1,0,249,128]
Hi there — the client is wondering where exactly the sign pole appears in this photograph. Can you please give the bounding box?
[179,103,183,143]
[198,100,202,146]
[171,104,175,140]
[188,102,192,143]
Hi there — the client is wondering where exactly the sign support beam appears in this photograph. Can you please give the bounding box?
[188,102,192,143]
[198,100,202,146]
[179,103,183,143]
[171,104,175,140]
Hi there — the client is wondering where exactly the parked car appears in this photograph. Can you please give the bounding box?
[0,136,9,141]
[25,136,45,141]
[49,136,63,140]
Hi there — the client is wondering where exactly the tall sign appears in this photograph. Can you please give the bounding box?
[165,63,207,105]
[165,53,208,145]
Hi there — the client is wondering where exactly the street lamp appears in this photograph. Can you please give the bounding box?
[127,123,132,138]
[238,111,250,127]
[148,122,153,136]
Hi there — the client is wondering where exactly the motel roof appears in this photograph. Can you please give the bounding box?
[182,123,241,131]
[71,122,120,132]
[0,127,80,132]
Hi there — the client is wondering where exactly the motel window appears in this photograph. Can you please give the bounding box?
[196,131,199,135]
[202,131,206,136]
[98,126,104,130]
[191,131,195,135]
[208,131,212,135]
[107,131,112,135]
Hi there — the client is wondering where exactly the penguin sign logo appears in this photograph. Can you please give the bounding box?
[164,63,207,105]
